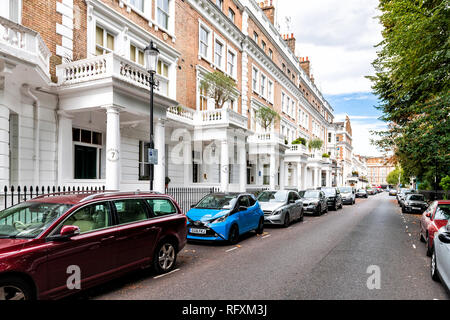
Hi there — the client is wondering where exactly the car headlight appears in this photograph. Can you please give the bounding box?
[272,209,283,216]
[211,215,229,224]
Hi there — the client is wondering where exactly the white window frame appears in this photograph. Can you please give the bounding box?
[215,0,223,10]
[95,24,116,55]
[281,92,286,113]
[198,21,213,62]
[128,0,144,13]
[252,66,260,93]
[260,74,266,98]
[228,8,235,23]
[253,32,258,44]
[227,47,237,79]
[268,80,274,104]
[129,42,145,66]
[156,0,170,30]
[213,34,226,71]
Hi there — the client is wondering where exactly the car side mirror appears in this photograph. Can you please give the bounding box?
[48,225,80,242]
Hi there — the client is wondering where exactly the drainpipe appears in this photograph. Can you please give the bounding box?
[21,84,40,186]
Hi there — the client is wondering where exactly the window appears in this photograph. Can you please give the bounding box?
[228,8,235,23]
[157,0,170,30]
[73,128,102,180]
[328,132,332,143]
[146,199,177,217]
[268,80,273,102]
[157,60,169,77]
[95,26,114,55]
[282,63,286,72]
[227,50,235,77]
[130,44,144,65]
[261,40,266,51]
[61,202,111,234]
[215,0,223,9]
[199,26,210,59]
[199,84,208,111]
[252,67,259,92]
[113,199,148,225]
[2,0,20,23]
[291,100,295,118]
[253,32,258,44]
[268,49,273,59]
[281,92,286,113]
[129,0,144,11]
[214,39,224,68]
[260,74,266,97]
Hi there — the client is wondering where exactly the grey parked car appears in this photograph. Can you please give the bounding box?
[398,189,414,207]
[338,186,356,205]
[321,187,343,210]
[301,190,328,216]
[402,193,428,213]
[431,221,450,290]
[257,190,303,227]
[356,189,368,198]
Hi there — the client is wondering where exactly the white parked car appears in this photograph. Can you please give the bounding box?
[430,221,450,290]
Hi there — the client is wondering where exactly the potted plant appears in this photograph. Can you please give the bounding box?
[200,71,236,109]
[255,105,280,132]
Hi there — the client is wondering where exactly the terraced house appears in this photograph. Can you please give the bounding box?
[0,0,343,196]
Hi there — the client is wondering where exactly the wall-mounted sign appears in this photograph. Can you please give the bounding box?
[148,149,158,165]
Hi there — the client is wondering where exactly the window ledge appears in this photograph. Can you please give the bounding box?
[153,23,176,43]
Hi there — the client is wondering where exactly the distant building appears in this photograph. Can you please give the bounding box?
[367,156,395,186]
[330,116,353,187]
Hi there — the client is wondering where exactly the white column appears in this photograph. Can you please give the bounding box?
[269,151,276,190]
[183,138,192,186]
[220,139,229,192]
[279,159,285,190]
[57,111,73,185]
[0,105,9,186]
[314,168,320,188]
[239,140,247,192]
[105,106,121,191]
[297,162,302,190]
[326,170,331,187]
[302,164,307,190]
[154,119,166,193]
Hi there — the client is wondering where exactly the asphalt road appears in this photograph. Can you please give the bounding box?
[77,192,449,300]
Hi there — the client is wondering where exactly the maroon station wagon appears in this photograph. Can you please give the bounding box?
[0,192,187,300]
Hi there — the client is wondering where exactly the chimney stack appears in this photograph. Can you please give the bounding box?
[259,0,275,25]
[284,33,296,54]
[299,56,311,78]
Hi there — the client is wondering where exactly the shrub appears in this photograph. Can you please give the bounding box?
[322,153,330,158]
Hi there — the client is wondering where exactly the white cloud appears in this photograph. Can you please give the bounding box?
[350,120,387,156]
[334,113,379,122]
[276,0,383,95]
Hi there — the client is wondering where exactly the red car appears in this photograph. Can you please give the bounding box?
[0,191,187,300]
[420,200,450,256]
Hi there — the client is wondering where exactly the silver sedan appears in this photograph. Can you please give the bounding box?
[257,190,303,227]
[431,220,450,290]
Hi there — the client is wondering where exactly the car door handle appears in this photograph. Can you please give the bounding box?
[100,235,115,243]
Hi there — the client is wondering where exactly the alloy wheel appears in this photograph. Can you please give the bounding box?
[158,243,175,271]
[431,250,439,281]
[0,285,26,300]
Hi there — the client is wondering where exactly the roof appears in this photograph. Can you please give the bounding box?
[28,191,165,205]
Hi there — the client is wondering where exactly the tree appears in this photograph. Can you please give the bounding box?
[386,167,410,186]
[308,138,323,151]
[200,71,237,109]
[368,0,450,187]
[440,176,450,199]
[255,106,280,132]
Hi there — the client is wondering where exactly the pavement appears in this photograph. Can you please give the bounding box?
[74,192,449,300]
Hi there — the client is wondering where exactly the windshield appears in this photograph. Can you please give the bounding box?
[407,194,424,201]
[435,204,450,220]
[257,191,288,203]
[303,191,320,198]
[339,187,352,193]
[321,188,336,196]
[358,189,366,192]
[0,201,72,239]
[195,194,237,210]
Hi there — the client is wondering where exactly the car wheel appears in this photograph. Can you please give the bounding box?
[333,202,338,211]
[426,236,432,257]
[0,276,34,300]
[315,206,321,216]
[255,218,264,235]
[283,213,290,228]
[153,241,177,274]
[339,201,343,209]
[324,205,328,213]
[228,224,240,245]
[299,210,304,222]
[431,248,440,282]
[401,206,406,213]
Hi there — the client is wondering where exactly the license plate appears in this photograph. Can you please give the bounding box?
[190,228,206,235]
[412,207,421,210]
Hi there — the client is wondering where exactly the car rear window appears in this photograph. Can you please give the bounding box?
[146,199,177,217]
[435,204,450,220]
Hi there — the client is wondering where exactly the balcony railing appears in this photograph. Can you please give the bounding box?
[248,132,285,145]
[56,53,171,98]
[0,16,51,78]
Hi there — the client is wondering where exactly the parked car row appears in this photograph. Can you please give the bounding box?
[419,201,450,291]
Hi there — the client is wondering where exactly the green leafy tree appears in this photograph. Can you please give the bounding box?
[386,167,410,186]
[255,106,280,132]
[200,71,237,109]
[368,0,450,187]
[308,138,323,151]
[292,137,307,145]
[440,176,450,199]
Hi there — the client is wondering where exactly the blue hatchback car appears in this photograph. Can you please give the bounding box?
[186,193,264,244]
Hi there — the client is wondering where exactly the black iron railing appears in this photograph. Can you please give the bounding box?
[165,187,220,214]
[1,185,106,211]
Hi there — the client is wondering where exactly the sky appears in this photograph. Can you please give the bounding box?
[276,0,385,156]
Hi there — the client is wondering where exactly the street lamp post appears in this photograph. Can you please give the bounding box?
[144,41,160,191]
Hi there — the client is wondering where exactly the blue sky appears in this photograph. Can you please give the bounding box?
[276,0,385,156]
